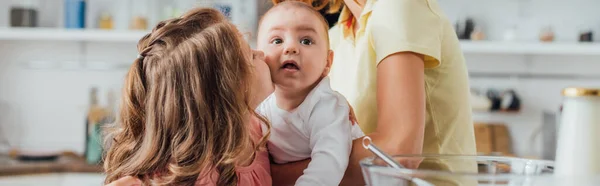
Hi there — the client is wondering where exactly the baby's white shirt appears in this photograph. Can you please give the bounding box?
[257,77,365,186]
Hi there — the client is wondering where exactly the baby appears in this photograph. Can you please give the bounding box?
[256,1,364,185]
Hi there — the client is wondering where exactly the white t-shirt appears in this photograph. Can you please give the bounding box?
[257,77,365,186]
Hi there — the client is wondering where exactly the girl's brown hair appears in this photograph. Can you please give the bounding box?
[103,8,270,186]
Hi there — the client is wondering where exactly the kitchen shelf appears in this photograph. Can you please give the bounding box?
[473,109,521,115]
[460,40,600,55]
[18,60,131,71]
[0,28,149,42]
[2,28,600,55]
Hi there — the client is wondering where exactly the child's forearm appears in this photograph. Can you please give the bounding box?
[271,159,310,186]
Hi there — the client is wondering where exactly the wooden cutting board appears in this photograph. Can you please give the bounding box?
[474,123,493,154]
[474,123,513,156]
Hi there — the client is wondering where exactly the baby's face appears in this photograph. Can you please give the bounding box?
[257,6,332,93]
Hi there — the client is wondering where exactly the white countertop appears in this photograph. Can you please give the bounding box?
[0,173,105,186]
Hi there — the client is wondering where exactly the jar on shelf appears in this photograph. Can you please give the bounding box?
[539,26,555,42]
[98,12,114,30]
[129,0,149,30]
[470,26,485,41]
[10,0,40,27]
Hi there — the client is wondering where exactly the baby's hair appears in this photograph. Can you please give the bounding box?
[261,1,331,47]
[272,0,346,14]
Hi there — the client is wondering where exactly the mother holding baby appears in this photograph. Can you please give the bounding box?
[106,0,475,185]
[270,0,476,185]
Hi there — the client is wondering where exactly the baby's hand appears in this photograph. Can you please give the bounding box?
[347,101,358,125]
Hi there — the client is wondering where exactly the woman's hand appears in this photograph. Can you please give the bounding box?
[347,101,358,125]
[270,159,311,186]
[105,176,142,186]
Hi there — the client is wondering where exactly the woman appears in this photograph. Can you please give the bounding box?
[270,0,477,185]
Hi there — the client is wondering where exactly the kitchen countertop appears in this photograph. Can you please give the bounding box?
[0,154,103,176]
[0,173,106,186]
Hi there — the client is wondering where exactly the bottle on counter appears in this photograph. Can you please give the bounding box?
[555,88,600,176]
[84,87,107,164]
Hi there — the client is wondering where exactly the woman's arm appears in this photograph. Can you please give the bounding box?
[271,159,310,186]
[340,52,426,186]
[374,52,426,155]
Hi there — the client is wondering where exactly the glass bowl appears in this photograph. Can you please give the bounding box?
[360,154,558,186]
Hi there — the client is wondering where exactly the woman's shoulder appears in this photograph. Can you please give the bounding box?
[370,0,440,15]
[328,24,342,49]
[367,0,443,30]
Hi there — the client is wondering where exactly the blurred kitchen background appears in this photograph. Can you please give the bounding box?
[0,0,599,184]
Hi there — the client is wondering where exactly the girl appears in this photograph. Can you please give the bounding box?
[271,0,478,185]
[103,8,274,186]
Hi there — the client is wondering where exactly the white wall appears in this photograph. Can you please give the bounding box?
[0,0,262,155]
[0,0,599,158]
[466,55,600,157]
[438,0,600,158]
[0,41,133,153]
[439,0,600,42]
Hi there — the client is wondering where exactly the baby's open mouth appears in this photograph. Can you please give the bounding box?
[281,60,300,70]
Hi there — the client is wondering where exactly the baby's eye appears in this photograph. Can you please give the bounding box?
[271,38,283,44]
[300,39,313,45]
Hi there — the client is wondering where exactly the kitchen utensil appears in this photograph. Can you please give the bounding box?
[361,137,433,186]
[362,137,404,169]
